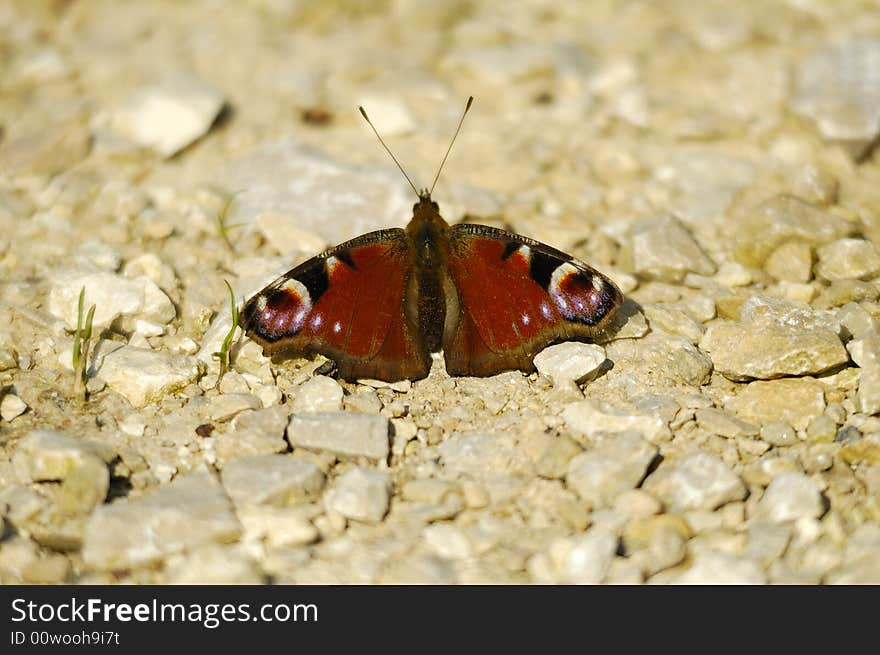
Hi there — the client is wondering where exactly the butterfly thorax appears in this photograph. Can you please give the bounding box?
[405,195,450,353]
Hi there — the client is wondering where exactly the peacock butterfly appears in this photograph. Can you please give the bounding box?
[239,98,623,381]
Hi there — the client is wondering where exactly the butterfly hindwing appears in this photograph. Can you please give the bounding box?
[239,229,430,381]
[442,224,622,376]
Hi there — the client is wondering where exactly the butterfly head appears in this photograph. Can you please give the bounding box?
[415,189,439,212]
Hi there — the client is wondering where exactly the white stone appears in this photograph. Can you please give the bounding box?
[215,406,289,464]
[758,472,825,523]
[562,529,619,584]
[108,75,225,157]
[323,467,390,523]
[793,39,880,157]
[163,545,264,584]
[12,430,113,513]
[82,473,241,571]
[816,238,880,281]
[253,212,326,257]
[565,431,657,507]
[98,343,201,408]
[133,319,164,337]
[218,139,412,246]
[239,506,319,548]
[291,375,344,413]
[673,552,766,584]
[533,342,606,385]
[1,394,27,421]
[289,412,390,461]
[221,454,324,508]
[356,94,417,136]
[202,393,261,422]
[562,398,671,444]
[422,523,472,560]
[643,453,746,512]
[48,272,175,330]
[619,214,716,282]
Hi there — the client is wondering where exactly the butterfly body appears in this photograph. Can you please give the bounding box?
[240,192,623,382]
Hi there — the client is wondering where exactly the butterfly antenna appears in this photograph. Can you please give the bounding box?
[358,105,420,197]
[430,96,473,196]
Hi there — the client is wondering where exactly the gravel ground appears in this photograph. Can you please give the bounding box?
[2,0,880,584]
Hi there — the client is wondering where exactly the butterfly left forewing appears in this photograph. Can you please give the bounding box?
[239,229,431,381]
[442,224,622,376]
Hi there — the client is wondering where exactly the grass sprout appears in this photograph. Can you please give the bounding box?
[214,279,240,383]
[215,190,246,251]
[72,286,96,398]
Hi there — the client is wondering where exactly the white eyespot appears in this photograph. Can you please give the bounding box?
[310,314,323,330]
[517,245,532,259]
[256,295,268,312]
[521,312,531,326]
[549,262,579,292]
[332,321,342,334]
[280,278,311,305]
[326,256,341,273]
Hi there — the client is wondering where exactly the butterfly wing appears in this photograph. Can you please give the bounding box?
[239,229,430,381]
[442,224,623,376]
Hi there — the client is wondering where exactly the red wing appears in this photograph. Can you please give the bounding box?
[239,229,430,381]
[443,224,623,376]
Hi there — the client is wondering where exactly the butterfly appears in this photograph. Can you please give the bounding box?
[239,98,623,382]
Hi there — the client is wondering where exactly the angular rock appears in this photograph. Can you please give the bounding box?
[288,412,389,461]
[238,506,319,548]
[422,524,472,560]
[107,75,225,157]
[219,139,412,246]
[827,524,880,584]
[763,240,813,283]
[82,473,241,571]
[760,421,799,447]
[562,398,671,444]
[291,375,344,413]
[0,121,91,178]
[695,407,759,438]
[215,405,290,463]
[734,194,852,267]
[12,430,113,514]
[699,320,848,381]
[623,514,690,575]
[605,333,713,388]
[221,454,324,508]
[849,333,880,415]
[643,453,746,512]
[758,472,825,523]
[565,431,657,507]
[562,528,619,584]
[356,94,416,136]
[99,344,201,408]
[49,272,175,331]
[323,467,390,523]
[436,432,534,482]
[619,214,716,282]
[726,378,825,431]
[642,304,704,343]
[839,435,880,466]
[163,545,264,584]
[815,239,880,281]
[673,552,766,584]
[533,342,606,385]
[1,393,27,421]
[793,39,880,158]
[252,212,326,257]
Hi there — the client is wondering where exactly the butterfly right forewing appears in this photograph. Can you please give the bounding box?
[239,228,431,381]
